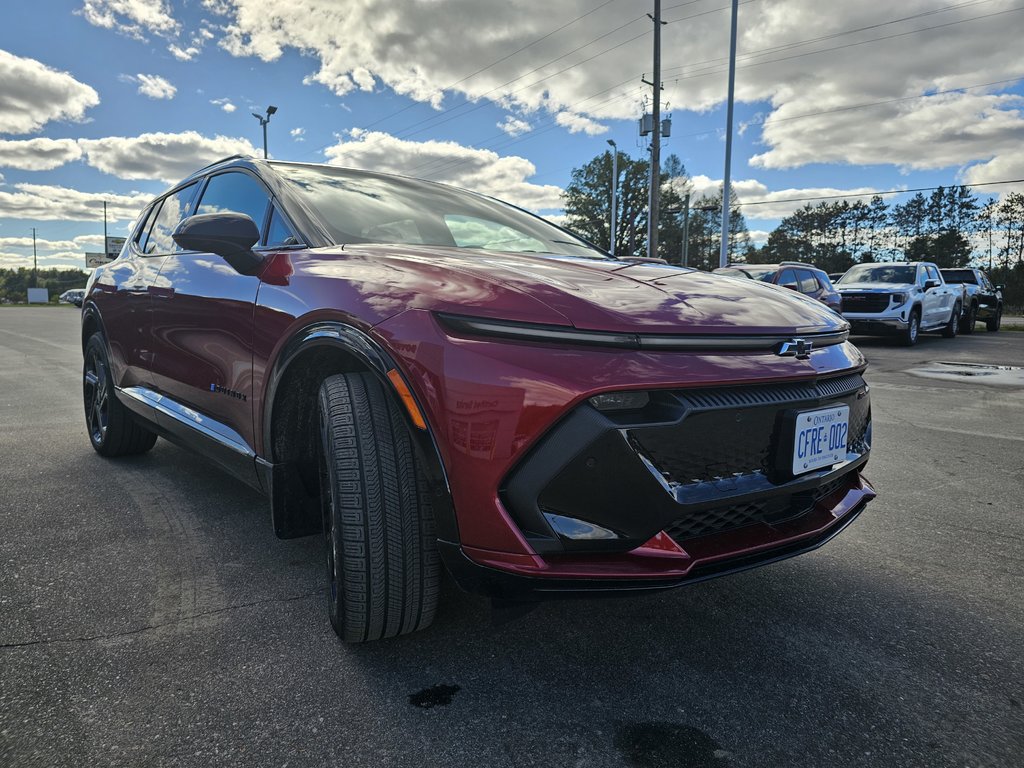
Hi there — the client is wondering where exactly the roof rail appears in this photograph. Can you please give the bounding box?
[779,261,818,269]
[191,154,252,176]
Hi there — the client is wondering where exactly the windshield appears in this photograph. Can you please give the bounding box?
[839,264,917,284]
[271,163,604,258]
[940,269,977,285]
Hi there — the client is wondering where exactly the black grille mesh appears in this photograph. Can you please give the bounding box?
[664,470,856,543]
[632,376,869,487]
[841,293,890,313]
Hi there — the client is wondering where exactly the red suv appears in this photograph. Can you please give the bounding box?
[714,262,842,313]
[82,157,875,642]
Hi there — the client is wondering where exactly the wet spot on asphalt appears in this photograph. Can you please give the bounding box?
[614,721,731,768]
[409,684,461,709]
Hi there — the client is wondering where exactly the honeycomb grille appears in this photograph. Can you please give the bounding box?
[631,378,870,487]
[664,471,856,543]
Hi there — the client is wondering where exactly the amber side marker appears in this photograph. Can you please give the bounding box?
[387,369,427,430]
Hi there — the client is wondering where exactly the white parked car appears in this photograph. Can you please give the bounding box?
[836,262,963,346]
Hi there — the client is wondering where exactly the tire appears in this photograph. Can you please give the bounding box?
[83,333,158,457]
[901,309,921,346]
[942,303,961,338]
[961,304,976,335]
[986,306,1002,332]
[317,371,440,643]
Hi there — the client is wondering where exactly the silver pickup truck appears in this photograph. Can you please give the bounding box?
[836,261,965,346]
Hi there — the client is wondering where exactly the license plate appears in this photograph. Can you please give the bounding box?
[792,405,849,475]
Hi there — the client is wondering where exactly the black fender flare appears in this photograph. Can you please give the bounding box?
[259,321,459,543]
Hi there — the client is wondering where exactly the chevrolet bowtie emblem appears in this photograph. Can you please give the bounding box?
[776,338,813,359]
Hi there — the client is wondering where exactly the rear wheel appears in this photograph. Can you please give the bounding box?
[961,303,976,335]
[942,303,961,338]
[83,334,157,457]
[901,309,920,346]
[317,371,440,643]
[986,306,1002,332]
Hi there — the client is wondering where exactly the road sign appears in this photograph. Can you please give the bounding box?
[86,252,112,268]
[105,236,126,258]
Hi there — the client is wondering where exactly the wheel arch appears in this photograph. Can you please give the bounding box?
[259,321,457,543]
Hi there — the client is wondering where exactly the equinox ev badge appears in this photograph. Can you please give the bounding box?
[776,338,813,359]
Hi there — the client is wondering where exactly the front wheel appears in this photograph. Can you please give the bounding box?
[83,334,157,457]
[986,307,1002,332]
[942,303,961,338]
[317,371,440,643]
[901,310,921,346]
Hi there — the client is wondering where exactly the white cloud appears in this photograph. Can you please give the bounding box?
[168,44,200,61]
[196,0,1024,181]
[554,111,607,136]
[211,97,237,112]
[0,183,151,222]
[497,116,531,137]
[0,236,81,251]
[686,174,883,222]
[290,127,305,140]
[79,131,258,183]
[131,73,177,100]
[324,130,564,211]
[961,149,1024,196]
[0,50,99,135]
[0,138,83,170]
[79,0,179,40]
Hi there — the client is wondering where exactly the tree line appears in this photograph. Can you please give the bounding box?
[562,149,1024,308]
[0,268,87,304]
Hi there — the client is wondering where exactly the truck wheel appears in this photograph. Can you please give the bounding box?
[901,309,920,346]
[986,307,1002,332]
[961,304,976,335]
[317,371,440,643]
[83,333,158,457]
[942,303,961,338]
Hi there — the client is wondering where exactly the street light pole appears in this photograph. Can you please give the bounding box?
[647,0,665,261]
[681,192,691,267]
[719,0,739,268]
[31,227,37,287]
[607,139,618,257]
[251,105,278,159]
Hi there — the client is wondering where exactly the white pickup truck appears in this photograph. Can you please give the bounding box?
[835,261,964,346]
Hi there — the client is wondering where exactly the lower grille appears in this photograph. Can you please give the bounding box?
[841,293,891,313]
[664,471,855,543]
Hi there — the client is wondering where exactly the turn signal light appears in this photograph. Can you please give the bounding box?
[386,369,427,430]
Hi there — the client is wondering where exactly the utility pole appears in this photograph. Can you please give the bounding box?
[681,192,691,267]
[646,1,665,260]
[719,0,739,268]
[607,139,618,256]
[31,227,37,287]
[103,200,108,257]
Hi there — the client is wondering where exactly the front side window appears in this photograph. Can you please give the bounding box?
[196,172,271,236]
[265,206,299,247]
[797,270,818,294]
[777,268,798,289]
[142,182,199,255]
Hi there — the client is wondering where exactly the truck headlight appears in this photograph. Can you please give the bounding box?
[890,293,908,306]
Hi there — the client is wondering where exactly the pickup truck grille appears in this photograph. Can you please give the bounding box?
[840,293,891,313]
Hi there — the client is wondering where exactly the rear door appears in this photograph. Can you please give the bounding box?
[924,264,952,324]
[147,170,277,472]
[795,269,822,301]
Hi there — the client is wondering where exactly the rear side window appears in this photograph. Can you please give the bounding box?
[797,270,818,294]
[196,172,270,237]
[141,182,199,255]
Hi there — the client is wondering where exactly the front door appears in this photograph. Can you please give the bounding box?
[147,170,276,477]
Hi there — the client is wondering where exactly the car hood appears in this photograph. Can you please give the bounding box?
[345,245,848,335]
[837,282,913,292]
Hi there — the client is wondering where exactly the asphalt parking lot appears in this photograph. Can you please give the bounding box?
[1,307,1022,768]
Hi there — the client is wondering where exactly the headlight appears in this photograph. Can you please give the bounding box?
[890,293,908,305]
[589,391,650,412]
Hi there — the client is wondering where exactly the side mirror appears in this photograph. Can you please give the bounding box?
[924,279,940,290]
[172,212,264,275]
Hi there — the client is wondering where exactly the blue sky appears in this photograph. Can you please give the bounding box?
[1,0,1022,270]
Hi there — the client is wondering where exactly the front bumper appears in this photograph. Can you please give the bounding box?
[845,314,909,334]
[458,373,874,598]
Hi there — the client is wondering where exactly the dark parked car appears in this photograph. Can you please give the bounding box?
[82,157,875,642]
[713,262,842,313]
[939,268,1003,332]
